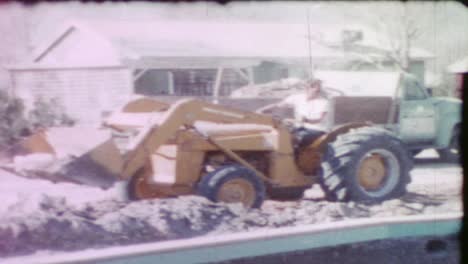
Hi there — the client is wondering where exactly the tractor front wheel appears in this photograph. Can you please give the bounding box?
[128,164,164,200]
[197,165,266,208]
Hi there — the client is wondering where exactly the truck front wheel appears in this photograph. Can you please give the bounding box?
[319,127,413,202]
[437,126,460,163]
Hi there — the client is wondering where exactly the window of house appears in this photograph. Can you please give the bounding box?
[280,68,289,79]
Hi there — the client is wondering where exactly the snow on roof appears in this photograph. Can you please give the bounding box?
[408,48,435,59]
[6,63,124,70]
[31,19,433,64]
[313,23,434,59]
[447,56,468,73]
[424,71,442,87]
[80,19,337,58]
[231,71,401,98]
[315,71,401,97]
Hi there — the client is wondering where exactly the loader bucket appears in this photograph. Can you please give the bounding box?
[3,97,175,188]
[11,126,124,188]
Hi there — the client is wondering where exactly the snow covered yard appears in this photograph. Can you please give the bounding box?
[0,149,462,259]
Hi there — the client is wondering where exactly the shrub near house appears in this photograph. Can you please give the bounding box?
[0,90,30,148]
[0,91,75,149]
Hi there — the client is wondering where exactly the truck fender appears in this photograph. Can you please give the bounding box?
[435,116,460,149]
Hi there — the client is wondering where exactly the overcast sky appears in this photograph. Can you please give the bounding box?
[0,1,466,72]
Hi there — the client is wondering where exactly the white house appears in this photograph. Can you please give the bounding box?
[447,56,468,98]
[8,19,434,122]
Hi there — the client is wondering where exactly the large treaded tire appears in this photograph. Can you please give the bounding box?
[197,165,266,208]
[319,127,413,203]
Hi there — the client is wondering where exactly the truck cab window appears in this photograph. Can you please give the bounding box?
[403,78,427,100]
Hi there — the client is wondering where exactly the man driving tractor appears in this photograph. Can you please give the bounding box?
[257,79,329,127]
[256,78,330,142]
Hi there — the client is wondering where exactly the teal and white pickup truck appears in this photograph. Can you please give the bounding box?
[316,71,462,162]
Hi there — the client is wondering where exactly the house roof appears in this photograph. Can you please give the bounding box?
[29,19,434,68]
[33,20,343,59]
[314,23,434,60]
[447,56,468,73]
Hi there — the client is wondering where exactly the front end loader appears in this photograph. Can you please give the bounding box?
[10,97,413,208]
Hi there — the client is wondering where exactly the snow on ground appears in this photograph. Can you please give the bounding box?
[0,149,463,259]
[411,149,462,186]
[0,171,126,216]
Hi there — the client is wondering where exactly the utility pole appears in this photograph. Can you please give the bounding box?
[306,9,314,80]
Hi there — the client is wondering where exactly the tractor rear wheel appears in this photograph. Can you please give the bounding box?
[319,127,413,203]
[197,165,266,208]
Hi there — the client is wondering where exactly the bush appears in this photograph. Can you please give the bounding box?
[0,90,30,147]
[28,97,75,128]
[0,91,75,148]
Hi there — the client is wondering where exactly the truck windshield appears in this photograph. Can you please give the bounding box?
[403,77,427,100]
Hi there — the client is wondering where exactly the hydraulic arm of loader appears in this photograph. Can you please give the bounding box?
[120,99,286,180]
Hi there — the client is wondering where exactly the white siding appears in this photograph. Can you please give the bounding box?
[11,67,133,123]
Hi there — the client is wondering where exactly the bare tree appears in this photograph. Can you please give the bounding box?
[311,2,423,73]
[374,3,421,72]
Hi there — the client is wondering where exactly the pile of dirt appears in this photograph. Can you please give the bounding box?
[0,169,461,259]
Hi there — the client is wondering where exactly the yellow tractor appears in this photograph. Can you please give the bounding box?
[14,96,413,208]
